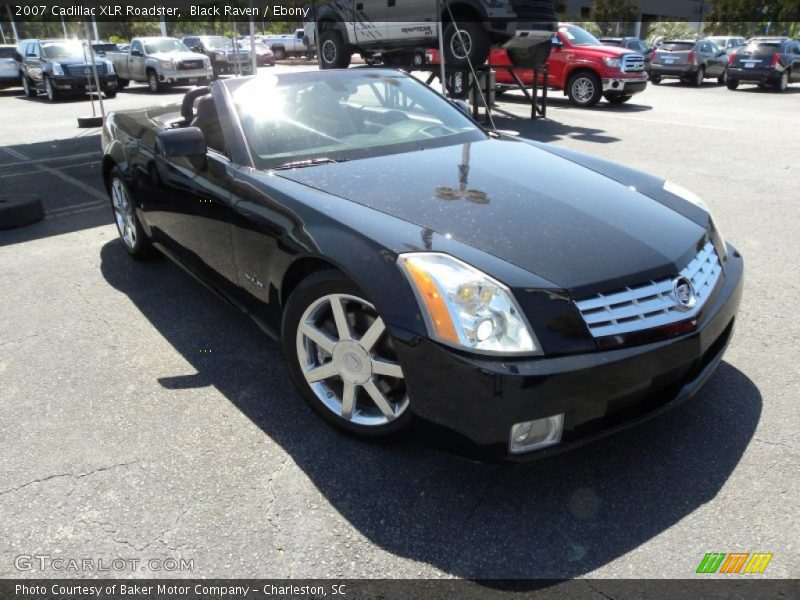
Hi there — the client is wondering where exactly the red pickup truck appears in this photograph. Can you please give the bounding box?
[428,24,649,108]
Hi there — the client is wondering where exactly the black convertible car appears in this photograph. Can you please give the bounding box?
[101,69,743,459]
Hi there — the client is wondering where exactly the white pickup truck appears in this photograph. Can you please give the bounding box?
[264,29,311,59]
[107,37,212,93]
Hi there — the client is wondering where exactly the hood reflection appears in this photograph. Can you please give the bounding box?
[434,143,489,205]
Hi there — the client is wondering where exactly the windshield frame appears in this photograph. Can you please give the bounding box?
[225,70,487,171]
[202,36,233,50]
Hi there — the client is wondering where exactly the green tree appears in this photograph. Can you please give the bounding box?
[645,21,697,43]
[591,0,639,35]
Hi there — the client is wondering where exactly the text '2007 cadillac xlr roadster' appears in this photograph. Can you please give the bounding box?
[101,69,743,460]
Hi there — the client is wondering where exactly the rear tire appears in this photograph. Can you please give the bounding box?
[566,71,603,107]
[104,90,117,99]
[776,70,789,91]
[107,167,156,259]
[318,30,351,69]
[273,46,286,60]
[693,66,705,87]
[649,73,661,84]
[117,77,129,89]
[717,69,728,85]
[443,21,490,68]
[283,270,412,439]
[726,79,739,90]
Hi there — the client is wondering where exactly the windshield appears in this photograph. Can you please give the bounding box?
[92,43,119,53]
[230,71,485,169]
[144,39,189,54]
[559,25,601,47]
[42,42,84,58]
[202,36,233,50]
[706,37,727,47]
[742,42,780,54]
[660,42,696,51]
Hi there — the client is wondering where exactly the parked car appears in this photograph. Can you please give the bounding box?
[432,24,647,107]
[107,37,212,93]
[0,44,22,89]
[118,44,131,53]
[181,36,253,78]
[265,29,309,60]
[100,69,742,459]
[238,40,275,66]
[19,39,118,102]
[704,36,746,55]
[727,38,800,91]
[304,0,557,69]
[90,41,120,56]
[599,37,652,71]
[649,39,729,86]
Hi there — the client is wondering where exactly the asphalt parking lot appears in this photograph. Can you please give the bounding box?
[0,64,798,580]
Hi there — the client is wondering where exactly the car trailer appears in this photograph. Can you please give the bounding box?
[418,62,549,123]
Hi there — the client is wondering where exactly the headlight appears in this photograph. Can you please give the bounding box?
[603,57,622,69]
[158,59,174,69]
[104,60,114,73]
[397,253,540,355]
[51,63,64,76]
[663,180,710,212]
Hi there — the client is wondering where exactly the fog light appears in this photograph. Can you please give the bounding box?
[509,414,564,454]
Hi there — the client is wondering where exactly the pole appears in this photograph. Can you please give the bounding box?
[87,41,105,119]
[249,0,257,74]
[159,15,167,37]
[436,0,446,95]
[92,15,99,40]
[0,23,6,44]
[61,17,68,39]
[6,4,19,42]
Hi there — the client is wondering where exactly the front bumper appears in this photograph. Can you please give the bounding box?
[728,66,781,83]
[393,246,743,461]
[651,64,696,78]
[212,62,254,75]
[160,66,213,84]
[602,73,648,95]
[51,75,117,92]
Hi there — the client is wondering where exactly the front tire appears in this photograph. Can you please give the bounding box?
[318,30,351,69]
[566,71,602,107]
[44,76,59,102]
[649,73,661,84]
[283,270,412,438]
[443,21,490,68]
[104,89,117,99]
[107,167,156,259]
[727,78,739,90]
[147,70,161,93]
[22,74,37,97]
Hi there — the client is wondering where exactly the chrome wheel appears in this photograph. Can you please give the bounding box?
[572,76,595,104]
[148,72,159,92]
[110,176,137,250]
[321,40,337,65]
[449,28,473,60]
[22,76,30,96]
[45,77,56,101]
[296,293,408,427]
[694,67,704,87]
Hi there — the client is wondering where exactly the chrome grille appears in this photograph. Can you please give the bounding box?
[621,53,645,73]
[178,60,204,70]
[63,63,107,77]
[575,242,722,338]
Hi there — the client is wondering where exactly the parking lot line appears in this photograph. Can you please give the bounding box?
[0,150,102,169]
[0,147,106,202]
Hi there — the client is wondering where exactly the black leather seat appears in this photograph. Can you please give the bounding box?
[191,96,226,154]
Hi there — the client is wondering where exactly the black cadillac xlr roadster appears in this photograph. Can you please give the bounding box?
[101,69,742,459]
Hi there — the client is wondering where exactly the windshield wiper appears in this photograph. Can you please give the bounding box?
[274,157,347,170]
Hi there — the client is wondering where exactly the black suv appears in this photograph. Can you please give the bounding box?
[19,39,118,102]
[727,38,800,91]
[650,39,729,86]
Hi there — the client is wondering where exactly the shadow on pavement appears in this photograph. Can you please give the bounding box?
[100,239,761,580]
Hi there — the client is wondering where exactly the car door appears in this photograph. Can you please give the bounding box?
[354,0,389,46]
[791,43,800,82]
[129,39,146,81]
[546,32,568,88]
[385,0,437,44]
[144,100,239,295]
[709,42,727,75]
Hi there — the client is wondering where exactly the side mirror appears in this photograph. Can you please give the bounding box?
[551,37,562,49]
[156,128,207,166]
[130,49,142,57]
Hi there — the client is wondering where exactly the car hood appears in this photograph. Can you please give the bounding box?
[567,44,636,58]
[49,56,106,65]
[150,51,207,61]
[277,138,706,294]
